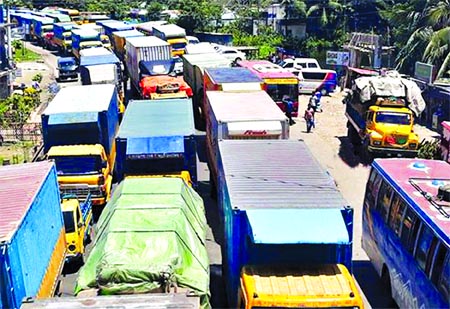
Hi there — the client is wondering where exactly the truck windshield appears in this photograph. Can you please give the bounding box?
[171,42,187,50]
[266,83,298,102]
[59,61,77,69]
[63,211,75,233]
[51,155,102,175]
[375,112,411,125]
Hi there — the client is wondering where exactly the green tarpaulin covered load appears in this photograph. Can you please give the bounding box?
[75,177,211,308]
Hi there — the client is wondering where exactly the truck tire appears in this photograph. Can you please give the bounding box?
[362,142,374,165]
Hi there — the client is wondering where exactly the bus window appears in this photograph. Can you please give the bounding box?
[389,193,406,237]
[376,180,394,222]
[414,225,435,271]
[400,207,418,253]
[365,169,382,209]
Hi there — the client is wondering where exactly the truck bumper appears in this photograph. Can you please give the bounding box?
[368,146,418,158]
[65,253,83,264]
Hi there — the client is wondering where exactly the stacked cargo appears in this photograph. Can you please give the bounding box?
[75,177,210,308]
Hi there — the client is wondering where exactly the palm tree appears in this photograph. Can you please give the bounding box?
[280,0,306,19]
[305,0,343,25]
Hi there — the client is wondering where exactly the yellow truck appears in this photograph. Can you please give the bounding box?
[344,70,426,161]
[41,85,120,215]
[152,24,188,57]
[61,194,93,265]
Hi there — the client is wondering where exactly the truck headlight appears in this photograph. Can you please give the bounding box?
[373,140,382,146]
[409,143,417,149]
[68,244,76,252]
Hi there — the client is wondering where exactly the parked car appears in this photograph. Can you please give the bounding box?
[184,42,217,54]
[186,35,200,44]
[279,58,321,71]
[217,46,246,63]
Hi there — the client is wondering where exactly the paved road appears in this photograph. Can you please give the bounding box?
[26,42,434,308]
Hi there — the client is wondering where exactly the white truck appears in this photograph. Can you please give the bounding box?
[152,24,187,56]
[205,90,289,193]
[125,36,172,97]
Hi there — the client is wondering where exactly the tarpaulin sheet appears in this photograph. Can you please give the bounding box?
[75,177,210,308]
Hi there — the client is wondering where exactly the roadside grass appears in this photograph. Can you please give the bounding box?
[13,43,42,62]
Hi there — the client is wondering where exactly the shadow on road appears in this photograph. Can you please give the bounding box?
[335,135,362,168]
[353,260,398,309]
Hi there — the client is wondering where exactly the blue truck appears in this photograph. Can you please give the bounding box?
[215,139,356,308]
[0,161,66,309]
[53,22,76,55]
[32,16,54,46]
[79,49,122,89]
[101,21,134,44]
[71,29,102,59]
[115,99,197,184]
[41,84,120,208]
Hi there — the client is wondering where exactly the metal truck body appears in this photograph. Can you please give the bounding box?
[182,53,231,129]
[52,22,76,54]
[79,50,123,105]
[216,140,354,308]
[115,99,197,184]
[111,29,144,61]
[344,71,426,159]
[74,177,210,308]
[32,16,54,44]
[125,36,172,96]
[101,21,133,43]
[21,293,201,308]
[152,24,187,56]
[71,28,102,59]
[206,90,289,185]
[42,84,120,206]
[0,162,66,309]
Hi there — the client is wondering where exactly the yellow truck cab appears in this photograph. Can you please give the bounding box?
[61,194,93,265]
[239,264,364,309]
[101,34,112,50]
[48,144,114,206]
[365,100,419,156]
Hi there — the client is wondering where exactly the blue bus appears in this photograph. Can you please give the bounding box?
[362,158,450,308]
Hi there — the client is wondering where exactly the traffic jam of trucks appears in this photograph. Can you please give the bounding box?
[3,6,445,309]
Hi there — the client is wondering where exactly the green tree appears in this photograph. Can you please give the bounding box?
[171,0,223,33]
[281,0,307,19]
[306,0,344,26]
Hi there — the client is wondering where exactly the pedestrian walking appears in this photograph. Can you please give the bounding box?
[282,95,295,125]
[304,104,315,133]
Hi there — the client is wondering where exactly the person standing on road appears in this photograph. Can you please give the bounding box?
[304,104,315,133]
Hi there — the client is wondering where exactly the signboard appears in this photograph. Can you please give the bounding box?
[326,51,350,66]
[414,62,434,84]
[264,78,298,84]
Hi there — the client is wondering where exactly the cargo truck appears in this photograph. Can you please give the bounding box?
[111,29,144,61]
[79,48,124,111]
[152,24,188,57]
[41,84,120,209]
[71,28,103,59]
[115,99,196,184]
[215,140,361,308]
[32,16,54,46]
[74,177,210,308]
[138,59,193,100]
[205,90,289,194]
[182,53,231,129]
[0,162,66,309]
[101,21,134,44]
[52,21,76,55]
[343,70,426,161]
[125,36,189,99]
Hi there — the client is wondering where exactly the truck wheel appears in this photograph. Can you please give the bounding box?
[381,266,397,307]
[362,144,374,165]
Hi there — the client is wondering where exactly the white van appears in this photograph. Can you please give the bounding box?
[280,58,321,71]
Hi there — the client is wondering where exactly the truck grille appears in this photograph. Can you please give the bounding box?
[386,134,408,146]
[60,184,103,199]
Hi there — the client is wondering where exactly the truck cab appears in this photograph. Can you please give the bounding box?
[61,194,93,264]
[239,264,364,309]
[56,57,79,82]
[48,144,113,206]
[364,102,419,157]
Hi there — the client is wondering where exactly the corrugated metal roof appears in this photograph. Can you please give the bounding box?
[206,67,262,84]
[43,84,115,115]
[117,99,195,138]
[0,161,55,242]
[207,90,286,122]
[125,36,169,48]
[219,140,348,210]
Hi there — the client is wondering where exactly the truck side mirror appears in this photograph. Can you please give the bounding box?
[102,161,108,169]
[77,222,83,228]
